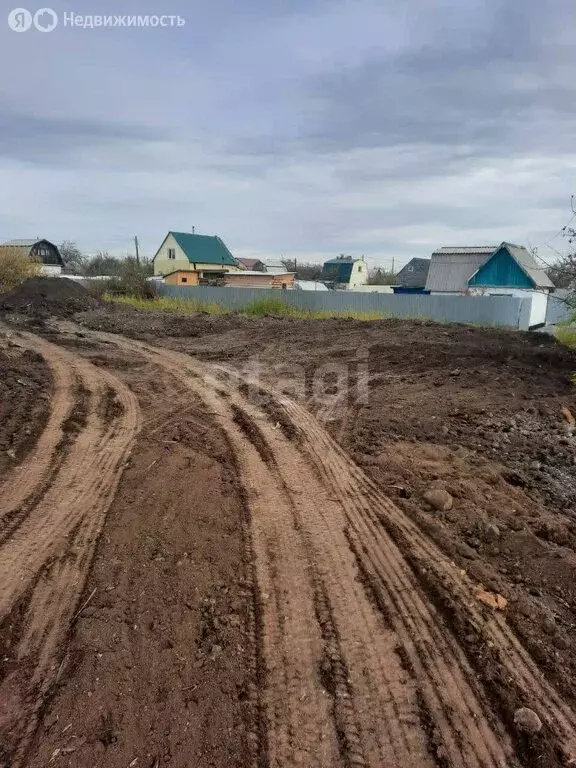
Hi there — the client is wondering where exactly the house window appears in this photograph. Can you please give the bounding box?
[181,277,188,283]
[358,265,362,272]
[168,247,176,259]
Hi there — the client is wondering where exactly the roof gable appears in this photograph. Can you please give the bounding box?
[237,257,264,270]
[395,258,430,288]
[469,245,533,288]
[468,242,554,290]
[322,260,354,283]
[159,232,238,266]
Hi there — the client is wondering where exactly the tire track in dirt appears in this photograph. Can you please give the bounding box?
[92,331,519,767]
[212,369,510,768]
[99,336,342,768]
[0,326,76,525]
[265,383,576,764]
[0,331,141,766]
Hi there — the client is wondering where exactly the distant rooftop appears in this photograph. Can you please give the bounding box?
[1,238,44,247]
[237,257,264,270]
[162,232,238,267]
[324,255,362,265]
[394,257,430,288]
[431,246,498,256]
[230,269,293,276]
[426,242,554,291]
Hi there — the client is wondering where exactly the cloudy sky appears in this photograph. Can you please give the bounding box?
[1,0,575,268]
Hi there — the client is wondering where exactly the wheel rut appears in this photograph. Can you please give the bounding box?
[0,330,141,766]
[90,330,566,768]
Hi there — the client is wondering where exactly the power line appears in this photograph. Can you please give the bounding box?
[548,211,576,243]
[528,199,576,271]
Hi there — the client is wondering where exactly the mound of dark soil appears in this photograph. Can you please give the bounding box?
[0,277,101,318]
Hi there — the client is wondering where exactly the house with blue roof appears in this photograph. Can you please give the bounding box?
[425,242,555,328]
[321,255,368,290]
[153,231,241,277]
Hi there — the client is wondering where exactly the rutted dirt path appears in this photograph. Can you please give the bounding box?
[89,329,576,768]
[3,322,576,767]
[0,328,141,766]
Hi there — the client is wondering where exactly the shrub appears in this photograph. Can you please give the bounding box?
[555,325,576,350]
[0,248,42,293]
[84,278,115,300]
[85,260,157,300]
[117,259,156,298]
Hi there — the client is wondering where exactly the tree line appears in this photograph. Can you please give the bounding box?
[59,242,154,277]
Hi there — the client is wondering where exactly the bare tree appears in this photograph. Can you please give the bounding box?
[546,253,576,289]
[59,241,86,274]
[281,258,324,281]
[367,267,397,286]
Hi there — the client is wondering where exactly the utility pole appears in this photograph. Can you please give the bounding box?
[134,236,140,266]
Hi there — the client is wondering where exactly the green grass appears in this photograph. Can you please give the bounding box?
[553,325,576,386]
[107,293,388,321]
[241,297,300,316]
[108,294,226,315]
[555,324,576,350]
[240,296,387,320]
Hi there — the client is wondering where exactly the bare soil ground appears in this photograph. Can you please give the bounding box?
[1,291,576,768]
[0,337,51,477]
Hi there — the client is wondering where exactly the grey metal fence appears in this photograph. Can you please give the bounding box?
[545,290,572,326]
[157,284,532,329]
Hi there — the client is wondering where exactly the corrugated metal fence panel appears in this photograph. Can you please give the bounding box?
[157,285,530,328]
[546,291,572,326]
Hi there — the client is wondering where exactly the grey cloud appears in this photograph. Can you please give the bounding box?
[224,0,574,162]
[0,107,167,164]
[0,0,574,266]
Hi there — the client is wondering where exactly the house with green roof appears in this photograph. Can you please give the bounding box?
[153,231,241,277]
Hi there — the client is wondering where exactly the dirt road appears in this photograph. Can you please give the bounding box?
[1,317,576,768]
[97,332,576,767]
